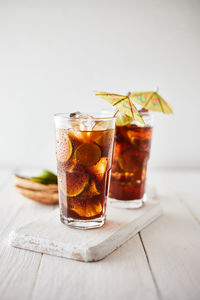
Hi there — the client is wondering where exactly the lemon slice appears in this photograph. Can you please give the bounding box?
[75,143,101,167]
[92,120,113,131]
[28,170,57,185]
[116,112,133,126]
[118,148,139,172]
[80,179,100,198]
[59,171,90,197]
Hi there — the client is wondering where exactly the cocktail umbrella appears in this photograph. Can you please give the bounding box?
[95,91,145,125]
[130,90,173,114]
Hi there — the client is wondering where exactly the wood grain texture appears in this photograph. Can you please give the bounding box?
[140,170,200,300]
[0,169,200,300]
[10,200,162,262]
[31,235,159,300]
[0,246,41,300]
[169,170,200,223]
[0,167,13,190]
[0,175,55,300]
[0,170,160,300]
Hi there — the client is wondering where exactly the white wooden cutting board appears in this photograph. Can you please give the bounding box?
[9,199,162,262]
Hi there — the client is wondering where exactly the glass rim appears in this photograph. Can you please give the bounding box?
[54,112,116,121]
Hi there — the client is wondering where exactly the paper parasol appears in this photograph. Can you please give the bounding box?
[130,91,173,114]
[95,92,145,125]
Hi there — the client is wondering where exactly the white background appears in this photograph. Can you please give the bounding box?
[0,0,199,170]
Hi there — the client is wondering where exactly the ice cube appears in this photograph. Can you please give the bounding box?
[79,114,95,131]
[69,112,95,131]
[69,112,81,130]
[88,158,108,182]
[88,158,108,175]
[68,198,102,218]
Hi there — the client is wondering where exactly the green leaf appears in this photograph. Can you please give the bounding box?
[29,170,57,185]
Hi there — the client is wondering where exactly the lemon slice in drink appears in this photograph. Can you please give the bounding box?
[118,149,139,172]
[93,120,113,131]
[116,112,133,126]
[67,172,90,197]
[78,179,100,198]
[59,171,90,197]
[75,143,101,167]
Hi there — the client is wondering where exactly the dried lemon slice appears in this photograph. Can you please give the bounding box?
[75,143,101,167]
[56,130,73,162]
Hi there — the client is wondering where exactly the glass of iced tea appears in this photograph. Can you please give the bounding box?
[109,109,153,208]
[54,112,115,229]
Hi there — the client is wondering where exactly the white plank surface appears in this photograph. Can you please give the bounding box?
[140,170,200,300]
[0,169,200,300]
[0,177,55,300]
[169,170,200,222]
[31,235,159,300]
[0,246,41,300]
[10,200,162,262]
[0,167,13,189]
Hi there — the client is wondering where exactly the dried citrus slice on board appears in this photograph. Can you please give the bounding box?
[15,186,58,204]
[58,171,90,197]
[118,149,139,172]
[75,143,101,167]
[56,130,73,162]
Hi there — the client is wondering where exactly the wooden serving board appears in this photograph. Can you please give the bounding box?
[9,198,162,262]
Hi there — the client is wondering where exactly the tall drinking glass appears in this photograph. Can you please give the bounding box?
[109,110,153,208]
[54,113,116,229]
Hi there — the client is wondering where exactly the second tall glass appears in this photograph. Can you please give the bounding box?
[109,110,153,208]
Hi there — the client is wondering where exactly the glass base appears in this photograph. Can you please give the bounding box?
[109,194,146,209]
[60,215,105,229]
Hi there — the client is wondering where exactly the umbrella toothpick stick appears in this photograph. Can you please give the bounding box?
[113,110,119,118]
[113,92,131,118]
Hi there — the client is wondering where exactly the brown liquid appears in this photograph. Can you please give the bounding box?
[56,128,114,220]
[109,124,152,200]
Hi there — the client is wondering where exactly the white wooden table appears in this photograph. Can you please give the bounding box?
[0,168,200,300]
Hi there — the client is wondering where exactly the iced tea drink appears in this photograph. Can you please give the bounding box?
[109,110,153,208]
[54,113,115,229]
